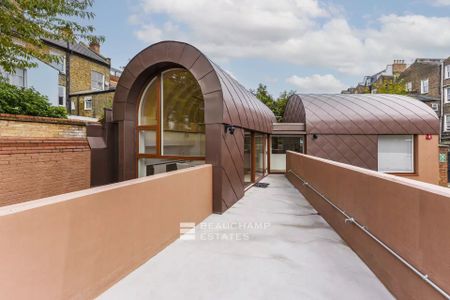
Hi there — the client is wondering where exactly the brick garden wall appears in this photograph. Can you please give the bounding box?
[0,114,91,206]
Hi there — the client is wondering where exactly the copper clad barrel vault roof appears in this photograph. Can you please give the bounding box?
[113,41,275,133]
[284,94,439,135]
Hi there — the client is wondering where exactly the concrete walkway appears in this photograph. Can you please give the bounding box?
[99,175,393,300]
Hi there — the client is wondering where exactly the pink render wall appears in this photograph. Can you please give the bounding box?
[0,165,212,299]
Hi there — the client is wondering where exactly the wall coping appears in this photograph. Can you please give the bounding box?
[0,164,212,216]
[0,113,92,126]
[287,151,450,197]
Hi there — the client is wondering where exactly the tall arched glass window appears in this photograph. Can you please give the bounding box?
[137,69,205,177]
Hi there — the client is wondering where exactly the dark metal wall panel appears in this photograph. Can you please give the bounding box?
[306,134,378,170]
[284,94,439,135]
[220,127,245,209]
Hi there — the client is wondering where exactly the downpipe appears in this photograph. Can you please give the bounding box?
[287,169,450,299]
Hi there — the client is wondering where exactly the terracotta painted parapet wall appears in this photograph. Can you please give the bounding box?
[0,165,212,299]
[286,152,450,300]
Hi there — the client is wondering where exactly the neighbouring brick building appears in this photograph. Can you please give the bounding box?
[441,57,450,145]
[0,114,91,206]
[0,38,120,119]
[42,38,117,119]
[342,60,407,94]
[398,58,443,117]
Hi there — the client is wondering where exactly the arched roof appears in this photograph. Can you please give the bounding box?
[113,41,275,133]
[284,94,439,135]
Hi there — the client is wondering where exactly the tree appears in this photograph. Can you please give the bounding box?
[0,80,67,118]
[253,84,295,122]
[372,79,408,95]
[0,0,104,73]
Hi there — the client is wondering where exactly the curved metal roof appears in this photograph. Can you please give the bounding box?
[113,41,275,133]
[284,94,439,135]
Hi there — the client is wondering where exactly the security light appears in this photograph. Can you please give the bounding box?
[224,124,236,135]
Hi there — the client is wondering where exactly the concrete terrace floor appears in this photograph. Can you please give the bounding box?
[99,175,393,300]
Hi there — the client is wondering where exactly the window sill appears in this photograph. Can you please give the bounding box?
[387,172,418,176]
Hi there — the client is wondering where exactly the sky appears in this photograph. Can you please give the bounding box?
[89,0,450,96]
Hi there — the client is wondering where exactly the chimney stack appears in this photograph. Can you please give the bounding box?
[392,59,406,76]
[89,40,100,54]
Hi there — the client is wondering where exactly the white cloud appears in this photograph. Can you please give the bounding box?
[430,0,450,6]
[287,74,347,93]
[131,0,450,76]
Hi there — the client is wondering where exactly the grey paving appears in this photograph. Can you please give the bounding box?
[99,175,393,300]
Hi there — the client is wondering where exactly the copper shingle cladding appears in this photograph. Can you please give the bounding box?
[284,94,439,135]
[283,94,439,170]
[113,41,275,213]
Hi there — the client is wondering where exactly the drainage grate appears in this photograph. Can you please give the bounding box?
[254,182,269,188]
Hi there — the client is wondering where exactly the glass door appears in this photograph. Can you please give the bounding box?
[255,133,265,181]
[270,135,304,173]
[244,131,252,186]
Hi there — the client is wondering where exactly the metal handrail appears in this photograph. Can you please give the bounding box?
[287,169,450,299]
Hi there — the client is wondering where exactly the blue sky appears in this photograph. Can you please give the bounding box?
[89,0,450,96]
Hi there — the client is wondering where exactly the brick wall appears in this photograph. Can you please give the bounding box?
[0,114,91,206]
[0,114,86,138]
[70,55,110,93]
[70,90,115,119]
[399,61,441,99]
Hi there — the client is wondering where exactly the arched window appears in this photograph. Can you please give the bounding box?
[137,69,205,177]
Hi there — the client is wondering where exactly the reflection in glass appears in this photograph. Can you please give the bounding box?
[139,130,156,154]
[138,158,205,177]
[162,69,205,156]
[255,133,265,180]
[270,135,304,172]
[244,131,252,186]
[139,78,158,126]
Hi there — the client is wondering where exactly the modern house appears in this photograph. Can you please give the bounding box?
[0,41,449,300]
[112,41,275,213]
[0,38,117,119]
[83,41,445,217]
[282,94,441,184]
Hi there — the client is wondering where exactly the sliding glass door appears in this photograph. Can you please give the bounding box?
[270,135,304,173]
[255,133,265,181]
[244,131,253,186]
[244,131,268,186]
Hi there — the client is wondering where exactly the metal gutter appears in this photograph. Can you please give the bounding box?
[287,169,450,299]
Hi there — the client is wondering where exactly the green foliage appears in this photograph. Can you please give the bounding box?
[372,79,408,95]
[0,80,67,118]
[0,0,104,72]
[253,84,295,122]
